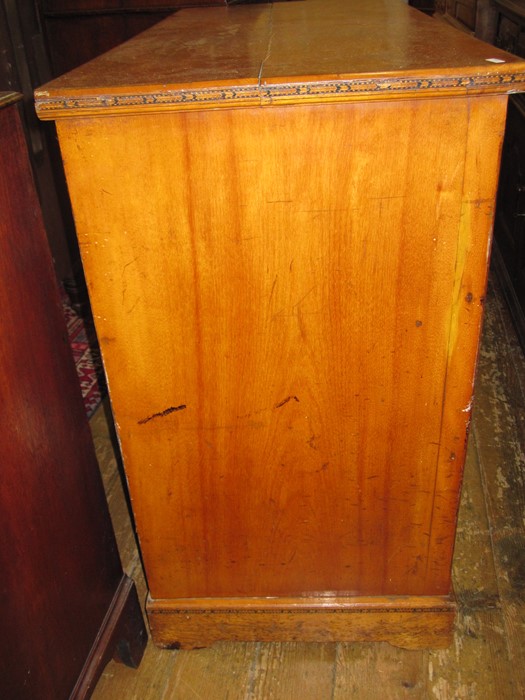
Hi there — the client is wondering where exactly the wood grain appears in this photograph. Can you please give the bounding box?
[163,642,259,699]
[35,0,525,119]
[0,94,145,699]
[56,94,502,605]
[38,0,522,650]
[252,643,337,699]
[426,608,514,698]
[147,595,455,650]
[422,93,508,594]
[334,642,427,699]
[471,279,525,696]
[88,275,525,696]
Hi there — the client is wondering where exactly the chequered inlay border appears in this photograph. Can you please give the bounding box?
[151,606,453,616]
[36,72,525,115]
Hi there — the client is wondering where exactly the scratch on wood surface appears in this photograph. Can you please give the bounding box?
[269,275,278,304]
[293,285,317,309]
[123,256,139,272]
[138,404,187,425]
[275,396,299,409]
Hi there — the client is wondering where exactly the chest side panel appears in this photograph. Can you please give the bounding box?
[57,96,505,598]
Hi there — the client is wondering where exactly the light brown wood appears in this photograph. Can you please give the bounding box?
[35,0,525,119]
[334,642,427,699]
[162,642,258,698]
[35,0,525,650]
[252,642,337,699]
[89,275,525,698]
[53,94,505,599]
[147,594,455,650]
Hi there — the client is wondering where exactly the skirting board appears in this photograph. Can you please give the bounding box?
[147,594,456,650]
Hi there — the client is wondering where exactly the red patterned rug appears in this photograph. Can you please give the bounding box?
[62,290,106,417]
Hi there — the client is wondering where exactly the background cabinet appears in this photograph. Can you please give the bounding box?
[437,0,478,29]
[492,1,525,350]
[494,0,525,54]
[0,92,146,700]
[432,0,497,40]
[38,0,221,76]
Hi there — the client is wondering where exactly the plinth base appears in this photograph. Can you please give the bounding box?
[147,594,455,650]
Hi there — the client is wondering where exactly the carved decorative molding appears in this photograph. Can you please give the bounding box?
[36,71,525,119]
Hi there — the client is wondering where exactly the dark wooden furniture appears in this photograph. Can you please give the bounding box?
[0,0,81,285]
[408,0,436,16]
[492,1,525,349]
[39,0,228,76]
[38,0,296,76]
[0,92,146,700]
[36,0,525,650]
[494,0,525,53]
[493,94,525,351]
[437,0,479,29]
[434,0,497,40]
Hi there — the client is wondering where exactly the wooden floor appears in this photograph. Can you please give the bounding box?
[90,272,525,699]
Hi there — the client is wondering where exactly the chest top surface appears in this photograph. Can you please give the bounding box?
[35,0,525,117]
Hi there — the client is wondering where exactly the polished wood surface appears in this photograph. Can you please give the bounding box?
[54,95,505,601]
[35,0,525,648]
[88,277,525,697]
[0,92,146,699]
[36,0,525,119]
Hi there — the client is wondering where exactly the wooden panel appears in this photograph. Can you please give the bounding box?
[493,96,525,350]
[55,94,504,604]
[0,94,146,700]
[422,93,507,592]
[453,0,478,29]
[408,0,436,15]
[86,275,525,695]
[44,13,172,75]
[35,0,525,121]
[42,1,224,12]
[124,0,225,7]
[43,0,122,11]
[40,1,227,77]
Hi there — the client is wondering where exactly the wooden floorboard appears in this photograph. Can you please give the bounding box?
[90,272,525,699]
[333,643,427,699]
[473,278,525,698]
[252,643,337,699]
